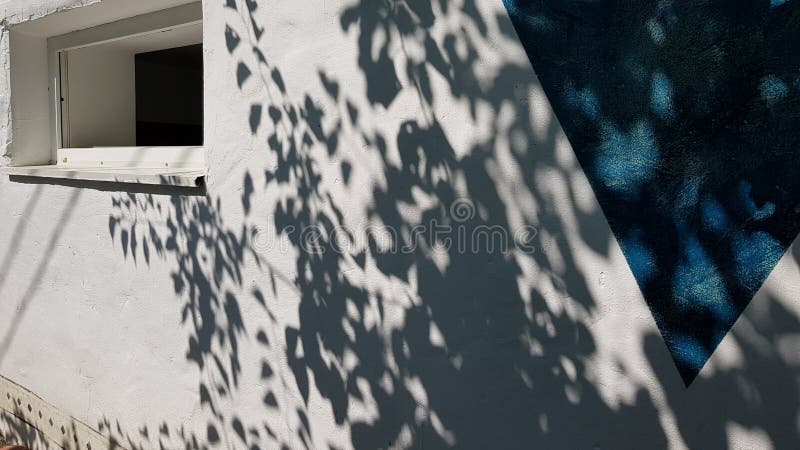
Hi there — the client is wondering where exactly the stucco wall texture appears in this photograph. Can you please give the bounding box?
[0,0,798,449]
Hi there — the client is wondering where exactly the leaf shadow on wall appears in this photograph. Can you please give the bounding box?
[94,0,800,449]
[505,0,800,386]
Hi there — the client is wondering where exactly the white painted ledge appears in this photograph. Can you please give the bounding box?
[0,165,205,187]
[57,146,205,168]
[1,146,206,187]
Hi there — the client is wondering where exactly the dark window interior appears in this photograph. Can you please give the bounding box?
[135,44,203,146]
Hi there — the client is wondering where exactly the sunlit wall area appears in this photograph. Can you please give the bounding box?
[0,0,797,449]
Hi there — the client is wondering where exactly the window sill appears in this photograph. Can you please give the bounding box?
[0,146,206,187]
[0,165,205,187]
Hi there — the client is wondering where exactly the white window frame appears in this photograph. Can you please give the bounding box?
[1,2,206,187]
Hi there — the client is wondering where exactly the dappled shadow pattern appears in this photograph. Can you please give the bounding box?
[97,0,799,448]
[643,291,800,448]
[506,0,800,384]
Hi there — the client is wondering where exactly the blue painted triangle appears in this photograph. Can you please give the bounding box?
[503,0,800,385]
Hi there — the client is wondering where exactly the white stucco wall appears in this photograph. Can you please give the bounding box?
[0,0,797,449]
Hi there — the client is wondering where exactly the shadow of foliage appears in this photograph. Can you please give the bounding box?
[95,0,800,449]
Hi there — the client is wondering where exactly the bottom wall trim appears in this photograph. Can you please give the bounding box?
[0,375,114,450]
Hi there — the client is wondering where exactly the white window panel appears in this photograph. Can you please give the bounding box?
[0,2,206,188]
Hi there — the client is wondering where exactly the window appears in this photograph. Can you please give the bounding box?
[1,2,205,187]
[135,45,203,146]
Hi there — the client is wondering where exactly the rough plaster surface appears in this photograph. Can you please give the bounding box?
[0,0,797,449]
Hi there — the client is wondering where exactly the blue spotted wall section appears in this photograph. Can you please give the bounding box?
[503,0,800,384]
